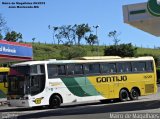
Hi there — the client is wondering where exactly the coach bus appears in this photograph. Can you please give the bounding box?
[7,56,157,108]
[0,67,10,98]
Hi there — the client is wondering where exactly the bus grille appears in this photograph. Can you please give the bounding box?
[145,84,154,93]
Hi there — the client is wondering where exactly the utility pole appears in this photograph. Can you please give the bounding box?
[93,25,99,56]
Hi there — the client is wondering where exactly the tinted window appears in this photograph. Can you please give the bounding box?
[30,75,45,96]
[74,64,83,75]
[30,65,37,74]
[0,72,8,83]
[117,62,131,73]
[57,65,66,75]
[67,64,75,75]
[146,61,153,71]
[47,64,57,78]
[101,63,116,74]
[84,64,100,74]
[40,65,45,73]
[132,62,146,72]
[10,66,30,76]
[0,75,3,83]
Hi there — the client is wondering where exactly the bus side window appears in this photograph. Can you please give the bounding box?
[67,64,75,75]
[124,62,131,72]
[146,61,153,71]
[84,64,100,74]
[47,64,58,78]
[40,65,45,74]
[117,62,131,73]
[132,62,146,72]
[101,63,110,74]
[57,65,66,76]
[117,63,123,73]
[108,63,116,73]
[74,64,83,75]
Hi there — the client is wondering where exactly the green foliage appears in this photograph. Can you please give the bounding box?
[32,43,62,60]
[4,31,22,42]
[0,14,9,39]
[108,30,120,46]
[104,43,137,57]
[49,25,76,45]
[0,14,22,42]
[0,33,3,39]
[0,14,7,33]
[32,38,36,43]
[76,24,91,45]
[31,42,160,63]
[49,23,96,46]
[60,46,87,59]
[85,34,97,46]
[137,48,160,56]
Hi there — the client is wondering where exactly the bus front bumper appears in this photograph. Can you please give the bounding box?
[8,99,30,107]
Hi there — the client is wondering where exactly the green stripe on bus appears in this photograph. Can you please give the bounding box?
[61,77,99,97]
[85,78,99,96]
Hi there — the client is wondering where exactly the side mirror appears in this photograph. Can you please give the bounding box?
[3,75,8,88]
[4,82,8,88]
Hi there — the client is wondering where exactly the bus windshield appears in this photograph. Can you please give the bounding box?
[8,65,45,96]
[8,66,30,95]
[8,75,30,95]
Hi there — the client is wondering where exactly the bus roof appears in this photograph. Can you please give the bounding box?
[11,56,154,66]
[72,56,121,60]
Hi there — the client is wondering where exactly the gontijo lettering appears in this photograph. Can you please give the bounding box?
[96,75,127,83]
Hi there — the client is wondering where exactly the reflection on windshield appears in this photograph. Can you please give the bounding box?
[9,66,30,76]
[8,65,45,96]
[8,75,30,95]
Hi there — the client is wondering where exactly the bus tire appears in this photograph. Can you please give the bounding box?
[130,88,139,100]
[49,95,61,109]
[119,89,129,102]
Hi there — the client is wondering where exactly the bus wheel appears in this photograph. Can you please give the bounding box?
[119,89,129,102]
[130,88,139,100]
[49,95,61,109]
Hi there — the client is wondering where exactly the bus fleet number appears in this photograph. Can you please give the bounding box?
[144,75,152,79]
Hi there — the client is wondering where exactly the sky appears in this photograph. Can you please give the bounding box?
[1,0,159,48]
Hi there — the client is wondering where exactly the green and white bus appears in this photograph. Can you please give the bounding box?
[7,56,157,108]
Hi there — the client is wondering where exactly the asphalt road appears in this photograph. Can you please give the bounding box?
[1,85,160,119]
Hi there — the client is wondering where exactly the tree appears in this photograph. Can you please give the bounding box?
[49,24,92,46]
[0,14,9,39]
[48,25,58,44]
[108,30,121,46]
[0,14,7,33]
[85,34,97,46]
[4,31,22,42]
[32,38,36,43]
[104,43,137,57]
[0,33,3,39]
[75,24,91,45]
[49,25,76,45]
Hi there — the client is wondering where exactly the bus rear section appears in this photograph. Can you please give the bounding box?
[0,67,10,99]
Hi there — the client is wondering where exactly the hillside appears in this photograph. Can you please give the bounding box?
[31,43,160,60]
